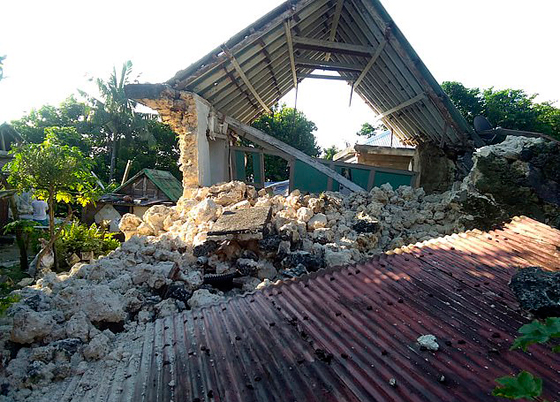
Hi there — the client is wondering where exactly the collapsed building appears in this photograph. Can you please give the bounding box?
[1,0,559,400]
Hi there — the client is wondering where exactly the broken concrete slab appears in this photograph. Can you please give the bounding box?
[509,266,560,317]
[207,206,271,238]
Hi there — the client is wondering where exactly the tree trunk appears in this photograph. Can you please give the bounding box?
[109,131,117,183]
[47,190,58,269]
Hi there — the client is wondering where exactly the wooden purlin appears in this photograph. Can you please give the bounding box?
[284,20,299,90]
[324,0,344,61]
[225,116,365,192]
[354,0,483,146]
[335,2,455,144]
[223,46,271,114]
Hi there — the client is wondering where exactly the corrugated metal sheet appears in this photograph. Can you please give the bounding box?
[162,0,482,148]
[362,130,415,149]
[115,168,183,202]
[43,216,560,401]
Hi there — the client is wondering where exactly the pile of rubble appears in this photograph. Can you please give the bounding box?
[3,135,557,399]
[0,180,471,398]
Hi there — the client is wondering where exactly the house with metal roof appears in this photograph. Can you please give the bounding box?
[334,129,416,171]
[87,168,183,232]
[125,0,483,195]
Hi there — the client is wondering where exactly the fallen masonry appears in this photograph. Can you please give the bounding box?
[0,136,559,399]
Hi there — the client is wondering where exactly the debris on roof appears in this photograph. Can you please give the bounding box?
[10,216,560,401]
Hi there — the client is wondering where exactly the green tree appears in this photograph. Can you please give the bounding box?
[11,95,94,151]
[441,81,484,125]
[3,129,98,266]
[355,121,388,139]
[251,105,320,181]
[11,93,180,184]
[442,81,560,140]
[483,88,539,132]
[322,145,340,160]
[81,61,152,183]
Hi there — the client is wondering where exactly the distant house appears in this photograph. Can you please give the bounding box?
[86,169,183,232]
[334,130,416,171]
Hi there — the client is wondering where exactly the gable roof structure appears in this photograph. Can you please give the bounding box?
[166,0,483,148]
[114,168,183,202]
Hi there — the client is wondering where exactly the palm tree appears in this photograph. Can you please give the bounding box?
[81,61,152,182]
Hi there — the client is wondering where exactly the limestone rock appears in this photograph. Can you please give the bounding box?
[65,312,92,342]
[187,289,223,309]
[55,285,125,324]
[119,214,143,239]
[308,213,327,230]
[11,310,56,344]
[509,266,560,317]
[324,249,353,267]
[189,198,220,224]
[83,333,110,361]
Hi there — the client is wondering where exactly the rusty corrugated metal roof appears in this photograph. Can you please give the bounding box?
[42,216,560,401]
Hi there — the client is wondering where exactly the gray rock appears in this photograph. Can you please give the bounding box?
[187,289,223,309]
[510,267,560,317]
[11,310,56,344]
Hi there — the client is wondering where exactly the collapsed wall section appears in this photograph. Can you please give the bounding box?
[125,85,222,193]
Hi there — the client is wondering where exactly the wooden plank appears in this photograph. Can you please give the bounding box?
[223,47,271,114]
[376,93,426,120]
[171,0,319,89]
[356,0,484,147]
[284,20,298,90]
[354,38,387,88]
[298,74,349,81]
[292,36,375,57]
[225,116,365,192]
[325,0,345,61]
[295,57,362,72]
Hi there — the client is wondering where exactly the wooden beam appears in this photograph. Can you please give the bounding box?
[284,20,298,90]
[298,74,350,81]
[292,36,375,57]
[222,47,271,114]
[224,116,365,192]
[376,93,426,120]
[325,0,345,61]
[295,57,362,72]
[354,38,387,88]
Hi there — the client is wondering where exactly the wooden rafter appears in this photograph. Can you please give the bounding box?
[298,74,349,81]
[222,47,271,114]
[292,36,375,56]
[325,0,345,61]
[224,116,365,192]
[295,57,362,72]
[376,93,426,120]
[284,20,298,90]
[354,38,387,88]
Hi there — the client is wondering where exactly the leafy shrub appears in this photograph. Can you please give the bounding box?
[55,222,119,270]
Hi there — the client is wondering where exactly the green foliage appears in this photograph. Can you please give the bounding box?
[55,222,119,270]
[3,220,42,255]
[0,288,20,316]
[492,371,543,400]
[4,130,98,207]
[511,317,560,352]
[355,122,388,138]
[442,81,560,140]
[251,104,320,181]
[322,145,340,160]
[11,96,94,146]
[441,81,484,125]
[492,318,559,400]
